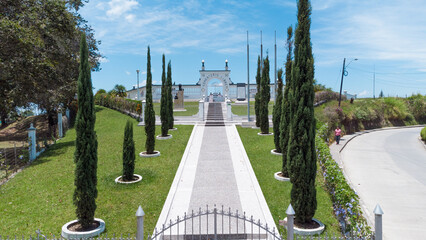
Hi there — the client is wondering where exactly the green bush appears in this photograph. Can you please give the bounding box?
[316,123,371,236]
[421,126,426,142]
[407,94,426,121]
[382,97,407,120]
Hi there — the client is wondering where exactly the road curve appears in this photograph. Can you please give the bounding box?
[340,127,426,240]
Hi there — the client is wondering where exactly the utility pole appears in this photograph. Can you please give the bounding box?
[338,58,346,107]
[274,30,277,95]
[260,30,263,71]
[136,69,140,100]
[247,31,250,122]
[373,65,376,99]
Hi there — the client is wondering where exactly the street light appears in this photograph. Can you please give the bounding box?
[338,58,358,107]
[136,69,140,101]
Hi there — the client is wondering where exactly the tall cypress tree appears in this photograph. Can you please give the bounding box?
[273,68,283,152]
[279,25,293,177]
[167,61,174,129]
[287,0,317,224]
[122,120,135,181]
[145,46,156,154]
[259,56,270,134]
[160,54,168,137]
[255,56,261,127]
[73,34,98,229]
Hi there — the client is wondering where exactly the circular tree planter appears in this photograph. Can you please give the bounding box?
[271,149,283,156]
[283,217,325,236]
[156,134,172,140]
[258,132,273,136]
[62,218,105,239]
[139,151,161,158]
[169,128,178,131]
[274,172,290,182]
[115,174,142,184]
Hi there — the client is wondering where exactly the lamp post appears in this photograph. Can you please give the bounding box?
[136,69,140,101]
[338,58,358,107]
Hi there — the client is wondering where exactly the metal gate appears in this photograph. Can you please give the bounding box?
[148,205,282,240]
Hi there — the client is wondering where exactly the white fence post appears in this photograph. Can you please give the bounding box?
[136,206,145,240]
[199,99,204,121]
[374,204,384,240]
[141,100,146,123]
[286,204,295,240]
[28,123,36,162]
[58,111,63,138]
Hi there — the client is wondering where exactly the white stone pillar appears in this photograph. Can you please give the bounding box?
[226,99,232,121]
[58,112,63,138]
[199,99,204,121]
[141,100,146,122]
[28,123,36,162]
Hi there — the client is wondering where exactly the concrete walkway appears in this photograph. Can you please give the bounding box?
[154,103,277,238]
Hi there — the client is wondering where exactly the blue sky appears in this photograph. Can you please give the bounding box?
[80,0,426,98]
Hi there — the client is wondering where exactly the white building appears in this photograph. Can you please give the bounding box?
[126,60,276,102]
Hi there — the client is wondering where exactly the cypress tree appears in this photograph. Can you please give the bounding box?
[259,56,270,134]
[287,0,317,224]
[167,61,174,129]
[255,56,261,127]
[73,34,98,229]
[122,120,135,181]
[145,46,156,154]
[273,68,283,152]
[160,54,168,136]
[279,25,293,177]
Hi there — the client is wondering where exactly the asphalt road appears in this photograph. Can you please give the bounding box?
[340,127,426,240]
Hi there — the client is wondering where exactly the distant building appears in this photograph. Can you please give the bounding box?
[126,60,276,102]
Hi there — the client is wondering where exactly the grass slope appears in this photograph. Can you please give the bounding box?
[0,106,193,236]
[237,126,341,236]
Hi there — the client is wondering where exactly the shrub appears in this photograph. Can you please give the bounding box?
[407,94,426,121]
[382,97,407,120]
[122,120,135,181]
[316,123,372,236]
[421,126,426,142]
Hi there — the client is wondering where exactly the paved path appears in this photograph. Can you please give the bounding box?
[154,103,277,238]
[330,126,426,240]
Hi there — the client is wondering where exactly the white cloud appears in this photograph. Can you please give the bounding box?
[358,90,368,96]
[99,57,109,63]
[125,71,131,75]
[106,0,138,18]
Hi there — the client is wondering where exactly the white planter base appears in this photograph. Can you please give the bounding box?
[156,134,172,140]
[139,151,161,158]
[271,149,283,156]
[274,172,290,182]
[283,217,325,236]
[169,128,178,131]
[61,218,105,239]
[115,174,142,184]
[173,109,186,112]
[258,132,273,136]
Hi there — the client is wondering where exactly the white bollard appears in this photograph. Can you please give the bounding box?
[374,204,384,240]
[136,206,145,240]
[286,204,295,240]
[141,100,146,122]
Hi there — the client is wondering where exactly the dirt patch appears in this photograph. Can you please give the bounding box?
[68,221,100,232]
[294,219,320,229]
[0,115,52,142]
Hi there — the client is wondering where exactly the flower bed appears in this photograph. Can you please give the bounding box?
[316,123,372,237]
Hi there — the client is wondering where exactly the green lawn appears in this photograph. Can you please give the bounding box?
[237,126,341,236]
[153,101,199,116]
[0,106,193,236]
[232,101,274,116]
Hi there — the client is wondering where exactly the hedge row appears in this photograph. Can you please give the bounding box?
[316,123,372,237]
[94,93,141,118]
[421,126,426,142]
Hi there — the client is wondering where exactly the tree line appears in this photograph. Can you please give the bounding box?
[0,0,101,131]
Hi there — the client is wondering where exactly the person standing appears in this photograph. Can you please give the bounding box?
[335,126,342,145]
